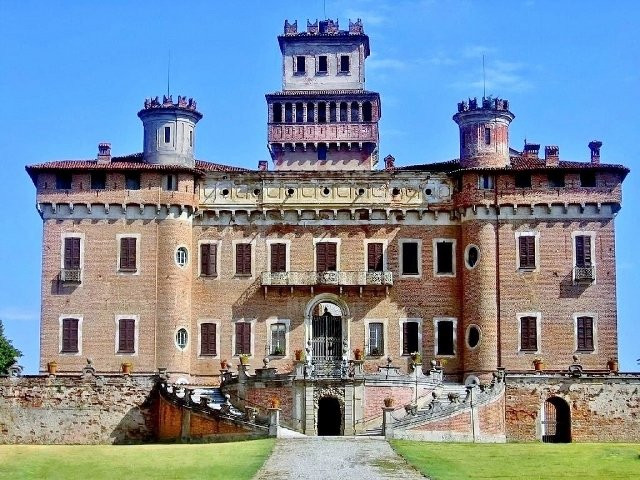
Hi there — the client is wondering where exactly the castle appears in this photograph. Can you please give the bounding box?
[21,18,638,443]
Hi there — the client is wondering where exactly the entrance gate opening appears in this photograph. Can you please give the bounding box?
[317,397,342,436]
[312,307,342,361]
[542,396,571,443]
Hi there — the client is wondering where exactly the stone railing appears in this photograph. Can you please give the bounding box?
[261,270,393,287]
[574,266,595,282]
[268,122,378,143]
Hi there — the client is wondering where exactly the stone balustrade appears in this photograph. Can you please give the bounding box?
[261,270,393,287]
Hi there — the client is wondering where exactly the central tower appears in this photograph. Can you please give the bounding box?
[266,19,381,170]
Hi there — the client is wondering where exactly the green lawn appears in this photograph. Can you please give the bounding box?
[0,439,275,480]
[391,441,640,480]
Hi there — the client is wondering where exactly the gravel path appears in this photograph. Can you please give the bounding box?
[253,437,426,480]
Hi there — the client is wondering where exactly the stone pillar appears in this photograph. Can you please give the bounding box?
[382,407,394,440]
[180,408,191,442]
[353,381,365,434]
[344,383,354,435]
[358,102,363,122]
[303,103,308,123]
[304,384,315,435]
[314,102,318,123]
[268,408,281,437]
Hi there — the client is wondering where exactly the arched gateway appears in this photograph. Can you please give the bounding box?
[542,396,571,443]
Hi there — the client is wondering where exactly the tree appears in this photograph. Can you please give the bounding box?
[0,319,22,375]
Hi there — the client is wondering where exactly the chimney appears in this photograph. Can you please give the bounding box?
[588,140,602,165]
[258,160,268,171]
[97,142,111,164]
[384,154,395,171]
[544,146,559,166]
[523,142,540,160]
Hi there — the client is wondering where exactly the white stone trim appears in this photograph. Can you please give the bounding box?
[364,318,387,357]
[517,312,542,354]
[114,314,139,356]
[571,230,597,284]
[231,318,257,357]
[265,238,292,273]
[363,239,388,271]
[116,233,141,275]
[231,238,256,278]
[465,324,482,350]
[266,317,291,358]
[58,314,83,356]
[174,326,190,352]
[174,244,190,269]
[312,237,341,271]
[197,239,222,278]
[464,244,481,270]
[433,238,457,277]
[573,312,598,354]
[197,319,221,358]
[398,317,422,356]
[433,317,458,357]
[514,230,540,272]
[398,238,422,279]
[60,232,85,284]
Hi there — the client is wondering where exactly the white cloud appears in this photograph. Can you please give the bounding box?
[0,307,39,322]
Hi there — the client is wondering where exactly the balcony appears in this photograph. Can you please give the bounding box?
[261,270,393,295]
[574,266,595,282]
[60,268,81,284]
[268,123,378,144]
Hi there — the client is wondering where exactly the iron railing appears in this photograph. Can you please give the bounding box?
[261,270,393,287]
[574,266,595,282]
[60,269,81,283]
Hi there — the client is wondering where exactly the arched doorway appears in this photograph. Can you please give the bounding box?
[542,397,571,443]
[317,397,342,436]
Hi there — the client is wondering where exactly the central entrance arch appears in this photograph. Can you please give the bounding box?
[542,396,571,443]
[304,294,350,373]
[317,397,342,435]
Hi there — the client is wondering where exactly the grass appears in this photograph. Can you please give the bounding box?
[0,439,275,480]
[391,441,640,480]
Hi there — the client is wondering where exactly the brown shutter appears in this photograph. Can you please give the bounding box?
[200,243,210,276]
[575,236,584,267]
[326,242,337,271]
[236,244,251,275]
[402,322,409,355]
[521,316,537,351]
[271,243,286,273]
[316,242,326,272]
[578,316,594,351]
[209,244,217,276]
[119,319,135,353]
[201,323,217,355]
[242,323,251,354]
[120,237,137,271]
[235,323,244,354]
[519,236,535,269]
[368,243,383,271]
[64,237,80,269]
[583,236,592,266]
[62,318,79,353]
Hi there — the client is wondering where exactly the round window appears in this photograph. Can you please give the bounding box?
[465,245,480,269]
[175,246,189,267]
[176,328,188,350]
[467,325,481,349]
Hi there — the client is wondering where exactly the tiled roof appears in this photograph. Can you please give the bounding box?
[195,160,249,172]
[397,159,460,172]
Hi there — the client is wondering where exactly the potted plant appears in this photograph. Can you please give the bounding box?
[220,359,229,370]
[533,358,543,371]
[294,349,305,362]
[353,348,363,361]
[121,362,132,374]
[239,354,250,365]
[410,352,422,365]
[272,346,285,357]
[370,347,381,357]
[47,361,57,375]
[269,397,281,409]
[607,358,618,372]
[383,397,394,408]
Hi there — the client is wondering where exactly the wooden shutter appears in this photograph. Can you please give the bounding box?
[271,243,286,273]
[201,323,217,355]
[119,319,135,353]
[519,236,535,269]
[577,317,594,351]
[236,244,251,275]
[62,318,79,353]
[235,322,251,354]
[316,242,326,272]
[368,243,383,272]
[200,244,217,276]
[521,316,537,351]
[576,236,592,267]
[120,237,137,271]
[402,322,409,354]
[64,237,80,269]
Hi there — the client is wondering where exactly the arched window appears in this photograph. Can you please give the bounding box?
[272,102,282,123]
[295,102,304,123]
[362,101,372,121]
[318,102,327,123]
[284,103,293,123]
[329,102,337,122]
[307,102,315,123]
[351,101,359,122]
[339,102,348,122]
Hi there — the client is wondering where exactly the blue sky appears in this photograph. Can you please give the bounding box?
[0,0,638,373]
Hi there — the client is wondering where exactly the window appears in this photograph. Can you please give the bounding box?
[467,325,481,349]
[235,322,251,355]
[339,102,348,122]
[518,234,536,270]
[574,235,592,267]
[548,171,565,188]
[117,318,135,354]
[368,322,384,356]
[270,243,287,273]
[576,316,594,352]
[514,172,532,188]
[367,242,384,272]
[175,328,188,350]
[63,237,81,270]
[316,242,337,272]
[402,321,419,355]
[484,127,491,145]
[329,102,337,122]
[580,171,596,187]
[61,318,79,353]
[340,55,350,73]
[520,316,538,352]
[295,55,305,74]
[90,172,106,190]
[436,319,455,356]
[317,144,327,161]
[318,55,328,73]
[200,323,217,356]
[125,173,140,190]
[165,174,178,191]
[295,102,304,123]
[284,103,293,122]
[400,240,420,277]
[189,130,193,147]
[235,243,252,276]
[434,240,455,276]
[273,102,282,123]
[164,126,171,143]
[478,174,494,190]
[56,173,72,190]
[200,243,218,277]
[306,102,314,122]
[318,103,326,123]
[270,323,286,356]
[119,237,137,272]
[175,246,188,267]
[362,101,372,122]
[465,245,480,269]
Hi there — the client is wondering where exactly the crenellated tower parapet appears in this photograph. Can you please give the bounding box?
[453,97,514,169]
